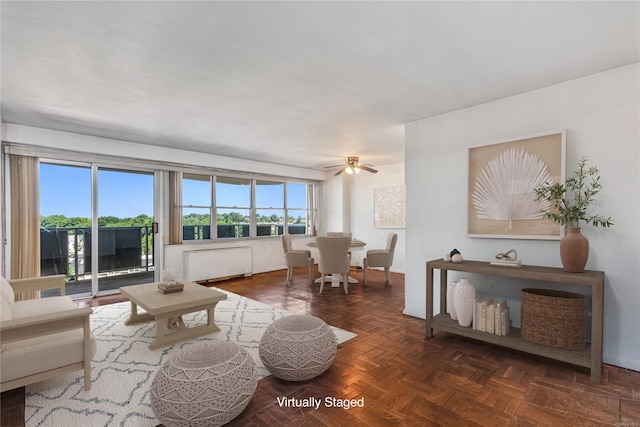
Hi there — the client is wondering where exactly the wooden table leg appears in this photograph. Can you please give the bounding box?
[148,306,222,350]
[124,300,154,325]
[167,316,186,331]
[426,265,433,337]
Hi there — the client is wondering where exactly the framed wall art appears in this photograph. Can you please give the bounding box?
[374,186,406,229]
[467,130,566,239]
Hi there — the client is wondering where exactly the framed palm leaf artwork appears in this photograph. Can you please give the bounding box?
[467,130,566,239]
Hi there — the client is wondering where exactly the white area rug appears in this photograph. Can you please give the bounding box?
[25,288,357,427]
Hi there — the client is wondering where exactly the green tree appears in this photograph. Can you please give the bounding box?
[184,213,211,225]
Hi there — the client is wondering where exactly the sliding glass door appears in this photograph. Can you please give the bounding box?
[95,168,155,294]
[40,163,92,296]
[40,162,157,297]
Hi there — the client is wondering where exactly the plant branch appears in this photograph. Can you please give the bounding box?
[533,157,613,229]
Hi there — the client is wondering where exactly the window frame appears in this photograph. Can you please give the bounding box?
[181,173,214,240]
[215,175,251,239]
[180,174,317,241]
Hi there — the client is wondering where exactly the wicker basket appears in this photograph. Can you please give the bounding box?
[520,289,586,350]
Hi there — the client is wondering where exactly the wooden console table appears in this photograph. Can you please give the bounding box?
[426,259,604,383]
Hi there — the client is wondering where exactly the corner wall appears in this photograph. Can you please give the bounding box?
[404,64,640,370]
[349,163,406,273]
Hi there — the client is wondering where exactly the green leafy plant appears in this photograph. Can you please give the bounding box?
[534,157,613,228]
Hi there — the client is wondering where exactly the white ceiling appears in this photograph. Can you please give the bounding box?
[1,1,638,171]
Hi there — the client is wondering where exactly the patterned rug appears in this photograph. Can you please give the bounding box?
[24,288,357,427]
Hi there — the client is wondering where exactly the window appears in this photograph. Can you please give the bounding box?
[182,173,212,240]
[256,180,284,236]
[286,183,308,235]
[216,176,250,238]
[180,173,317,240]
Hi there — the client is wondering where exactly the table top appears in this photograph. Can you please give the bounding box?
[307,239,366,248]
[119,279,227,315]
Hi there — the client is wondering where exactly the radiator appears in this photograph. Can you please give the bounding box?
[183,247,252,282]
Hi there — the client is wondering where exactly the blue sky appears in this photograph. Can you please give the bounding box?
[40,164,306,218]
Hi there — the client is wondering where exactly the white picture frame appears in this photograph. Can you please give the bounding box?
[374,186,406,229]
[467,130,566,240]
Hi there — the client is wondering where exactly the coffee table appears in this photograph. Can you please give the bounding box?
[119,280,227,350]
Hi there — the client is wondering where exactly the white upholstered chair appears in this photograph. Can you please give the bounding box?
[0,274,96,392]
[281,233,315,285]
[316,236,352,294]
[326,232,353,262]
[363,233,398,286]
[326,231,352,238]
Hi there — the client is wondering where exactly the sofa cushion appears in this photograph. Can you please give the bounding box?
[0,297,11,352]
[0,329,97,384]
[0,296,82,356]
[1,297,11,322]
[1,276,15,308]
[10,296,76,320]
[1,295,96,383]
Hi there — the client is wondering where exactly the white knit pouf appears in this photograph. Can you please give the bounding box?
[259,314,337,381]
[150,342,257,427]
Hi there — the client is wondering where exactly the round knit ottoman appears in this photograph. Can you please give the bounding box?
[150,342,257,427]
[259,314,337,381]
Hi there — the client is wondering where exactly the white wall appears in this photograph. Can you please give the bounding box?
[320,173,348,235]
[2,124,325,181]
[320,163,406,272]
[1,124,324,283]
[349,162,406,272]
[404,64,640,370]
[164,236,315,280]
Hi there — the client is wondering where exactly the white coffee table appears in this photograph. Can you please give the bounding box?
[120,280,227,350]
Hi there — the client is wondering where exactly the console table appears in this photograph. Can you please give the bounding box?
[426,259,604,383]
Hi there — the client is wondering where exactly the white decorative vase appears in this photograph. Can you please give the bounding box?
[446,281,458,320]
[454,277,476,327]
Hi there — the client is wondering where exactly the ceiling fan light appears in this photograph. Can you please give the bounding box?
[353,166,361,173]
[345,166,355,174]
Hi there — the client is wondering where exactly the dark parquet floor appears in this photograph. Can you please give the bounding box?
[2,267,639,426]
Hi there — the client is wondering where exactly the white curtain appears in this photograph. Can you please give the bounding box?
[9,154,40,299]
[168,171,183,244]
[307,184,318,237]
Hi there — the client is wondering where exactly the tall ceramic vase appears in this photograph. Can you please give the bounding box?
[446,281,458,320]
[560,227,589,273]
[454,277,476,327]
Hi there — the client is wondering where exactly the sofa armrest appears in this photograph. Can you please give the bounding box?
[0,307,93,345]
[9,274,66,297]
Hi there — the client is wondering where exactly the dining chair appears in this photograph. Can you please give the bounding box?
[363,233,398,286]
[316,236,352,294]
[326,232,353,262]
[281,234,315,285]
[326,232,352,238]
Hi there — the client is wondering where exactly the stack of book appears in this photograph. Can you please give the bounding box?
[158,281,184,294]
[472,296,511,336]
[490,258,522,268]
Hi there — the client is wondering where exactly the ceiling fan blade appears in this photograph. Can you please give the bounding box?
[359,165,378,173]
[334,168,345,176]
[324,164,344,169]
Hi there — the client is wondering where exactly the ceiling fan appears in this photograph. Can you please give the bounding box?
[325,156,378,176]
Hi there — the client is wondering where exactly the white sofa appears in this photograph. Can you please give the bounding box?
[1,275,96,392]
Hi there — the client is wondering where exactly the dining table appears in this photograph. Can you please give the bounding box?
[307,238,366,287]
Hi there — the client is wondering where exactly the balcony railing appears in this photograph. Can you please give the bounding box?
[40,223,307,284]
[40,226,154,284]
[182,223,307,240]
